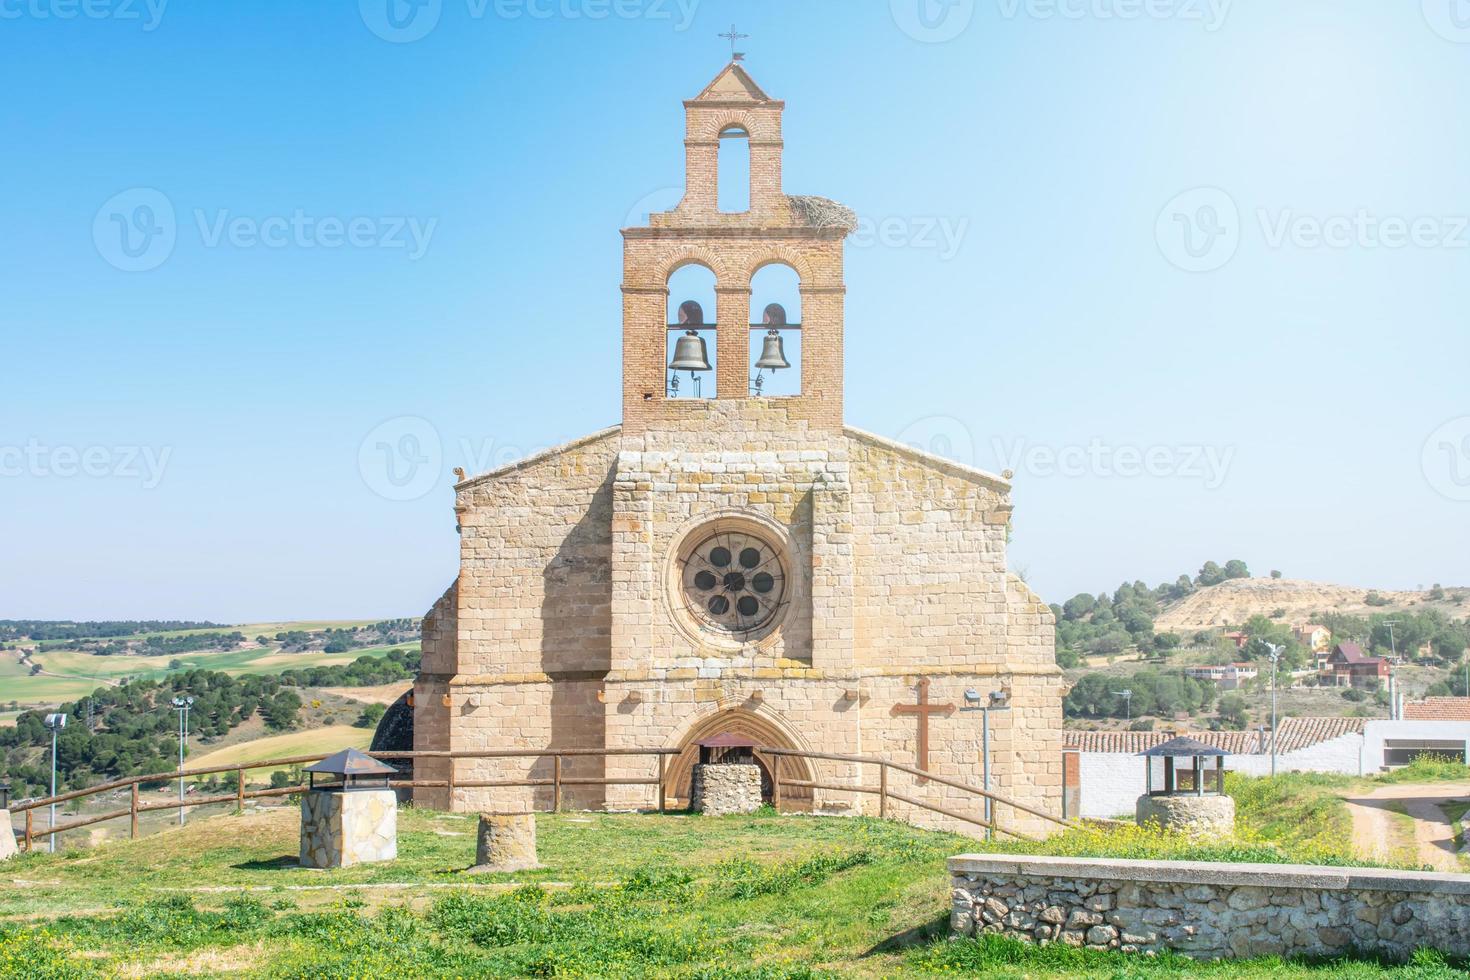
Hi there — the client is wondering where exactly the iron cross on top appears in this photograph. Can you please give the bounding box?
[893,678,955,772]
[719,24,749,61]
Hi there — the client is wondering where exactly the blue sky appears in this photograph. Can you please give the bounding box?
[2,0,1468,621]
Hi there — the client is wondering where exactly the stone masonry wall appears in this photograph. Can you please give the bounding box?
[690,763,763,815]
[300,790,397,870]
[950,855,1470,962]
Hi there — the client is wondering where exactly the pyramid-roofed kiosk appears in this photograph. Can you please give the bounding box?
[411,63,1063,834]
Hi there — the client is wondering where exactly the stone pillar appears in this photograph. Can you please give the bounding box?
[471,812,540,872]
[299,789,398,869]
[0,812,16,861]
[1135,794,1235,836]
[690,763,763,816]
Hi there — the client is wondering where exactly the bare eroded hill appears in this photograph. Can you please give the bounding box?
[1155,578,1468,633]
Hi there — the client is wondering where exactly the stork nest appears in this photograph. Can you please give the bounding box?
[787,195,858,232]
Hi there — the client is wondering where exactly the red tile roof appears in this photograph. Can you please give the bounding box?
[1063,717,1367,755]
[1331,642,1385,665]
[1402,697,1470,722]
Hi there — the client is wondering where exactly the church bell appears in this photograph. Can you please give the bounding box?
[669,330,713,372]
[754,329,790,370]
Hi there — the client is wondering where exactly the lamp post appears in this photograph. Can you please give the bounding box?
[1264,644,1282,776]
[1384,621,1400,718]
[962,688,1010,840]
[171,696,194,827]
[43,713,67,853]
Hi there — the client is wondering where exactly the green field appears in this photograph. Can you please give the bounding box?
[1,808,1462,979]
[3,633,420,708]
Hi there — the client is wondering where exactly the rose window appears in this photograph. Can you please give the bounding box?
[678,529,786,635]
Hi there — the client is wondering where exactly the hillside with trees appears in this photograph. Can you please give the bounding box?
[0,649,419,798]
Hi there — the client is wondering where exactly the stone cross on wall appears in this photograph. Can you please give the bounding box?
[893,678,955,772]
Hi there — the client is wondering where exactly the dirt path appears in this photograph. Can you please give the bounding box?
[1345,782,1470,871]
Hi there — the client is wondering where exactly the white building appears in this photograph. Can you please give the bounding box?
[1065,712,1470,819]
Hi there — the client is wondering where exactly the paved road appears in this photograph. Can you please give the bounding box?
[1345,781,1470,871]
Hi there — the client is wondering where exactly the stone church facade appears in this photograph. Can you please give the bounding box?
[412,63,1063,833]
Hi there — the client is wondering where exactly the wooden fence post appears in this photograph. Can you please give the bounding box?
[552,755,562,813]
[879,762,888,820]
[656,754,666,814]
[235,769,245,812]
[446,758,455,808]
[24,809,32,852]
[130,784,139,839]
[771,758,782,813]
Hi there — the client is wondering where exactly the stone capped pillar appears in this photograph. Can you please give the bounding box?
[690,763,763,815]
[299,789,398,869]
[0,812,16,861]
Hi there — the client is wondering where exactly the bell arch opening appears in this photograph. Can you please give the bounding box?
[666,263,717,400]
[717,125,751,214]
[664,708,815,811]
[749,263,801,398]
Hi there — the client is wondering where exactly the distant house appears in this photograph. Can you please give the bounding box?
[1323,642,1390,687]
[1292,623,1331,654]
[1183,663,1257,690]
[1223,631,1250,650]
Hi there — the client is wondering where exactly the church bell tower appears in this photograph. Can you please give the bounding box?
[620,62,855,434]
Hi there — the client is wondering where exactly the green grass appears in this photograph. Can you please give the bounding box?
[0,804,1457,978]
[1373,757,1470,785]
[1227,771,1357,857]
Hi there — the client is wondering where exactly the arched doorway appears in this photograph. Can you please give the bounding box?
[665,708,815,811]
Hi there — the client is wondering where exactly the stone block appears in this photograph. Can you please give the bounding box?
[0,812,15,861]
[299,789,397,869]
[471,812,540,872]
[690,763,762,816]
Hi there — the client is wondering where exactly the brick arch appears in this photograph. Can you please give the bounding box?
[695,109,777,143]
[743,249,815,287]
[663,707,816,810]
[656,247,734,286]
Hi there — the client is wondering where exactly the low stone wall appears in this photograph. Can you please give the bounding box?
[690,763,762,816]
[950,854,1470,961]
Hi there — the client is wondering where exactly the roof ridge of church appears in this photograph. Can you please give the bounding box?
[843,426,1011,492]
[691,61,775,104]
[456,425,622,489]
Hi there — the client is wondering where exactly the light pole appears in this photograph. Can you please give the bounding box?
[171,696,194,827]
[43,713,67,853]
[1264,644,1282,776]
[1111,689,1133,723]
[1383,621,1401,718]
[962,688,1010,840]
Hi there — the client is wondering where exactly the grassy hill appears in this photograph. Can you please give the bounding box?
[3,803,1462,979]
[186,724,372,777]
